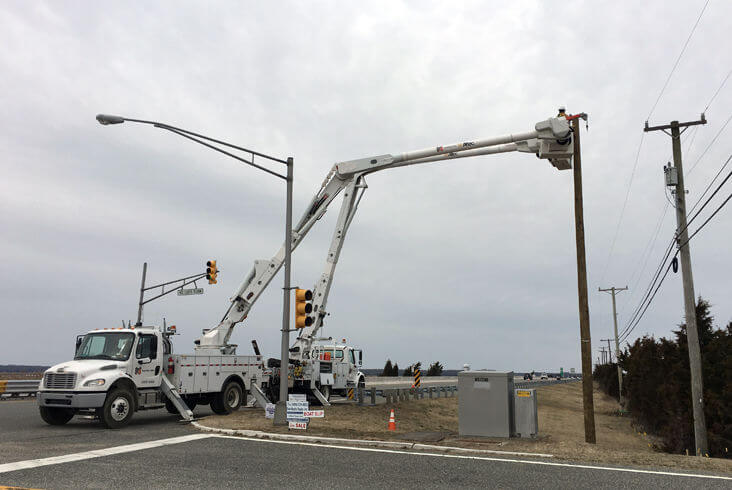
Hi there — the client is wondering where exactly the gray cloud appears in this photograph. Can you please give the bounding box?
[1,1,731,372]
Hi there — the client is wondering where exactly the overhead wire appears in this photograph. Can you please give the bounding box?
[599,0,710,285]
[646,0,711,121]
[618,237,676,340]
[690,153,732,214]
[703,67,732,113]
[618,133,698,315]
[619,155,732,342]
[598,132,645,284]
[687,111,732,175]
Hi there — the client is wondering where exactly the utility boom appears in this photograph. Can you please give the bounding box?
[194,115,574,355]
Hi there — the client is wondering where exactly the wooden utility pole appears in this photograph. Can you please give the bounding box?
[599,286,628,406]
[571,116,596,444]
[645,115,708,456]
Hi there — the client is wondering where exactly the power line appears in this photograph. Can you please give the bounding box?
[686,160,732,230]
[620,257,675,343]
[598,132,645,284]
[621,202,670,313]
[704,67,732,113]
[618,237,676,340]
[687,111,732,175]
[690,153,732,214]
[646,0,711,121]
[619,171,732,342]
[620,136,700,316]
[682,189,732,247]
[600,1,711,284]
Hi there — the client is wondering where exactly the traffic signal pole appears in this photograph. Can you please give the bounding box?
[273,157,294,426]
[645,116,708,456]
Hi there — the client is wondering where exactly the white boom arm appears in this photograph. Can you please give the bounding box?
[195,116,574,354]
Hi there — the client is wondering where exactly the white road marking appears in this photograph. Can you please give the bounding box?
[1,432,729,482]
[0,434,212,474]
[213,434,732,481]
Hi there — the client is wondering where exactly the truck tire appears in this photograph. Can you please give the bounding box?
[39,406,75,425]
[98,389,134,428]
[210,381,242,415]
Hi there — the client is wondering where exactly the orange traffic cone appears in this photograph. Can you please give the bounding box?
[388,409,396,431]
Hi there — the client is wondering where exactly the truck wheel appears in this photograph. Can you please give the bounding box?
[211,381,242,415]
[39,406,75,425]
[98,389,134,428]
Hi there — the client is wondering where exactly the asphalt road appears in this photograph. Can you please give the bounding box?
[1,400,729,489]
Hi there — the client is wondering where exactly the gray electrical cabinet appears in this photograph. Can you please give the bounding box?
[514,388,538,438]
[458,371,515,438]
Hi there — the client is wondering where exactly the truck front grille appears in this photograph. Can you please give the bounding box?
[44,373,77,389]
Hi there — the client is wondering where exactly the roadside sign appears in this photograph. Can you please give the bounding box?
[289,421,308,430]
[570,368,576,373]
[177,288,204,296]
[516,390,532,397]
[303,410,324,418]
[264,403,275,419]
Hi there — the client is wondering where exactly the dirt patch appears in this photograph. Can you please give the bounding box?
[200,382,731,474]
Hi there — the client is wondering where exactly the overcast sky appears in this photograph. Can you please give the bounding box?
[1,1,730,372]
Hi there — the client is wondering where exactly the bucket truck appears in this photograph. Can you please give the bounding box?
[38,112,575,426]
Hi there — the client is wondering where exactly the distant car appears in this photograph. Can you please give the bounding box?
[540,373,548,380]
[523,373,533,380]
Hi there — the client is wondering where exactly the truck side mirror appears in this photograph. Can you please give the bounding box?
[358,350,362,366]
[75,335,85,355]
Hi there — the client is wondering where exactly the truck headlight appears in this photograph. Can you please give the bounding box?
[83,378,105,387]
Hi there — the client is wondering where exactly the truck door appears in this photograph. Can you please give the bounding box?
[131,333,162,388]
[333,349,348,389]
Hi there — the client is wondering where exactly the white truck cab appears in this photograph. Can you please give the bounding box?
[297,340,364,401]
[38,325,265,428]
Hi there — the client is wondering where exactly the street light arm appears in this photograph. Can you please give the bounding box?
[95,114,289,165]
[161,126,287,180]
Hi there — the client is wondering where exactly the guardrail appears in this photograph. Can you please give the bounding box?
[0,379,41,399]
[356,384,457,406]
[515,378,580,389]
[355,377,581,405]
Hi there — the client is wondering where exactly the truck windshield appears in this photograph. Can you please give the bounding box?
[75,332,135,361]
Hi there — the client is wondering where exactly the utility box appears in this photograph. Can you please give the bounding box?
[458,371,514,438]
[514,389,538,438]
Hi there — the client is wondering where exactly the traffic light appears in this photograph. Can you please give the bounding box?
[295,288,313,329]
[206,260,218,284]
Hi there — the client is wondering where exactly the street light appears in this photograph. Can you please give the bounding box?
[96,113,295,426]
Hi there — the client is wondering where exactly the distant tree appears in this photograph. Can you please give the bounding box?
[426,361,444,376]
[403,362,422,378]
[602,297,732,457]
[392,363,399,376]
[381,359,394,377]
